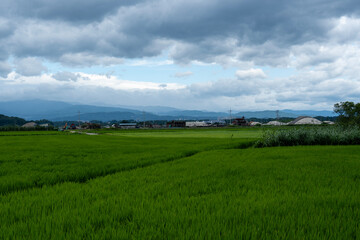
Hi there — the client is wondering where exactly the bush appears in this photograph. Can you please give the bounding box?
[255,126,360,147]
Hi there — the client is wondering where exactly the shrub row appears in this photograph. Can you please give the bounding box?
[0,126,56,131]
[255,126,360,147]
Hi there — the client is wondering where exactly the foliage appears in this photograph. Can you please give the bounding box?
[0,114,26,126]
[334,101,360,126]
[0,126,56,132]
[81,123,101,129]
[33,119,53,124]
[255,126,360,147]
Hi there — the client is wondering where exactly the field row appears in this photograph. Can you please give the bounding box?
[0,133,255,194]
[1,145,360,239]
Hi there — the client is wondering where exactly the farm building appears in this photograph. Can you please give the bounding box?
[117,123,137,129]
[265,121,286,126]
[22,122,37,128]
[186,121,210,127]
[167,121,186,128]
[323,121,335,125]
[288,116,322,125]
[250,121,262,126]
[232,117,248,126]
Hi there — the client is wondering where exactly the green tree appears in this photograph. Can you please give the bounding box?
[334,101,360,126]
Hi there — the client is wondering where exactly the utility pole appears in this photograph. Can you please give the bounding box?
[229,108,232,125]
[143,111,145,128]
[78,110,80,129]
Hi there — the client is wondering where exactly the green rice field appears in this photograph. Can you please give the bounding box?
[0,128,359,239]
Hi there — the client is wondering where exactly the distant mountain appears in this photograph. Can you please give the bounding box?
[52,111,158,122]
[121,105,181,114]
[162,110,228,118]
[234,111,298,119]
[281,110,337,117]
[0,99,337,121]
[0,99,142,120]
[52,112,224,122]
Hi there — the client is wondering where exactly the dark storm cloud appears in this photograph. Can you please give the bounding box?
[0,0,142,22]
[2,0,360,65]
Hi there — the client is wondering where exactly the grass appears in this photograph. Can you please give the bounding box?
[0,128,359,239]
[0,131,63,136]
[0,131,256,194]
[107,129,261,138]
[1,145,360,239]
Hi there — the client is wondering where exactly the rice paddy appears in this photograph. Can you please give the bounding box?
[0,128,359,239]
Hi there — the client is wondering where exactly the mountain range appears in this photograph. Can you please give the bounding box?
[0,99,337,121]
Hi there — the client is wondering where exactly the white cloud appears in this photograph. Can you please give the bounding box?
[15,57,47,76]
[53,71,80,82]
[328,16,360,43]
[236,68,267,80]
[127,59,174,67]
[0,61,12,78]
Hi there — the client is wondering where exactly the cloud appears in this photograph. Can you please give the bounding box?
[52,71,80,82]
[15,57,47,76]
[174,71,193,78]
[0,69,359,111]
[2,0,360,66]
[59,53,124,67]
[0,0,142,22]
[236,68,266,80]
[127,59,173,67]
[0,61,12,78]
[1,0,360,110]
[189,78,261,98]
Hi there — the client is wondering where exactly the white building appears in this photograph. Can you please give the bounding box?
[250,121,262,126]
[186,121,210,127]
[264,121,286,126]
[22,122,37,128]
[288,116,322,125]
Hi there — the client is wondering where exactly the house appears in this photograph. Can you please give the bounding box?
[117,123,137,129]
[232,117,248,126]
[166,121,186,128]
[22,122,37,128]
[288,116,322,125]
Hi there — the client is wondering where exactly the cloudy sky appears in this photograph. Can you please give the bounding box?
[1,0,360,111]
